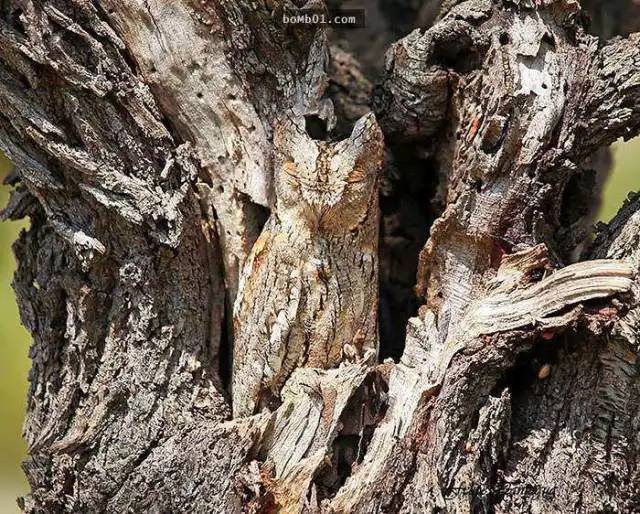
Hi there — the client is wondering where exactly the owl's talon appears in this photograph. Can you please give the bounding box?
[361,348,376,365]
[343,343,358,362]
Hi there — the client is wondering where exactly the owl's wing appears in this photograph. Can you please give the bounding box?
[232,226,303,417]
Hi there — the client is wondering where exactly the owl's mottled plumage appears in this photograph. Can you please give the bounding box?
[232,113,384,417]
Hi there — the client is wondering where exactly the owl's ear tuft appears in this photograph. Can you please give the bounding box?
[273,116,311,155]
[330,113,385,184]
[347,113,384,154]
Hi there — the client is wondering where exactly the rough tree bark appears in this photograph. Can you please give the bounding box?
[1,0,640,512]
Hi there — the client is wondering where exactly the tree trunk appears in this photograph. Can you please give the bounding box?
[1,0,640,512]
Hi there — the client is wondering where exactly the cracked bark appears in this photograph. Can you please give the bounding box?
[1,0,640,512]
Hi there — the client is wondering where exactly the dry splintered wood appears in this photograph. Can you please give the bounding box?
[329,254,634,512]
[0,0,640,513]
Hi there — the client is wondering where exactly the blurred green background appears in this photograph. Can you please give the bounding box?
[600,140,640,222]
[0,140,638,511]
[0,151,30,513]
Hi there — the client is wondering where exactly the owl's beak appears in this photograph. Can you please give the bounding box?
[313,205,324,225]
[308,204,328,230]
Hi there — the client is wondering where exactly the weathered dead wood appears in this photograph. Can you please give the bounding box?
[104,0,335,307]
[1,0,640,512]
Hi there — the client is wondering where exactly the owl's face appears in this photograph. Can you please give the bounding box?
[273,113,384,232]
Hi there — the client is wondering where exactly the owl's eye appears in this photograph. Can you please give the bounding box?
[283,161,298,186]
[283,161,297,177]
[346,168,365,184]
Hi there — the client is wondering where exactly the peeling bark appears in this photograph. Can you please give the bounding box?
[1,0,640,512]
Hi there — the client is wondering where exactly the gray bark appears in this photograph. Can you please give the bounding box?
[1,0,640,512]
